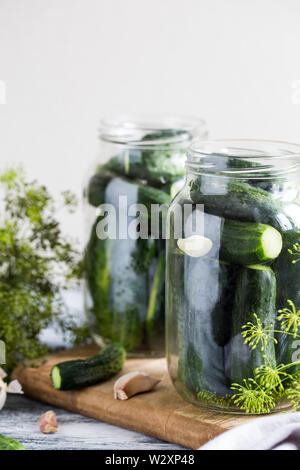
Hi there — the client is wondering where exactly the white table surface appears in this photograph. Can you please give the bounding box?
[0,395,185,450]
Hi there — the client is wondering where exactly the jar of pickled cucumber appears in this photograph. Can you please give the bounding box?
[166,140,300,413]
[84,116,208,356]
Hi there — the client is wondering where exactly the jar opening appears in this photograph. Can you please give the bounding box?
[187,139,300,179]
[99,115,207,148]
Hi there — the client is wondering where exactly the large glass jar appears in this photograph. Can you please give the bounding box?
[166,140,300,414]
[84,116,208,356]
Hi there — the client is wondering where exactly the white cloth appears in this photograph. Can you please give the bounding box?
[199,412,300,450]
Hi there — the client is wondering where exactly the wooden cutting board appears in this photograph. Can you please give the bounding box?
[12,345,257,449]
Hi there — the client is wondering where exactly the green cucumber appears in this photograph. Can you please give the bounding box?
[220,220,282,265]
[0,435,25,450]
[190,179,294,233]
[84,216,114,340]
[50,343,126,390]
[103,148,185,186]
[87,169,114,207]
[211,262,240,347]
[146,251,165,351]
[230,265,277,384]
[177,257,231,396]
[274,229,300,369]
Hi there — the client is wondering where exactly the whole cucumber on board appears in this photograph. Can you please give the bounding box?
[177,256,231,396]
[189,179,294,233]
[0,435,25,450]
[51,343,126,391]
[274,228,300,369]
[229,265,277,385]
[220,220,282,266]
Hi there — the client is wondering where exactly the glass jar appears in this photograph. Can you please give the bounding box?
[166,140,300,414]
[84,115,208,356]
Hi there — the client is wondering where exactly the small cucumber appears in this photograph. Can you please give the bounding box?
[230,264,277,384]
[51,343,126,390]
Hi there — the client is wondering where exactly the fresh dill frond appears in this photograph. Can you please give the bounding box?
[254,360,292,392]
[231,378,276,414]
[241,313,277,352]
[278,299,300,337]
[285,375,300,409]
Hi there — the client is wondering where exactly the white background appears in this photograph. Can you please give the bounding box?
[1,0,300,244]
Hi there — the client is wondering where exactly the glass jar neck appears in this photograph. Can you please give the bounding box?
[186,139,300,180]
[99,115,208,149]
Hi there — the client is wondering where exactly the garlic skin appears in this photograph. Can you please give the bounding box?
[177,235,213,258]
[0,367,7,379]
[114,371,161,400]
[38,410,58,434]
[0,378,7,410]
[7,379,24,394]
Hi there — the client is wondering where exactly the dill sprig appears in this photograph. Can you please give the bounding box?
[241,313,277,352]
[231,378,276,414]
[278,299,300,337]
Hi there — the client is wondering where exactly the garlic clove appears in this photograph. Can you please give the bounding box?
[177,235,213,258]
[114,371,161,400]
[0,377,7,410]
[38,410,58,434]
[7,379,24,394]
[0,367,7,379]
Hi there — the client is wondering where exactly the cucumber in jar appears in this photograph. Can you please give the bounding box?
[103,148,185,187]
[177,256,231,396]
[229,264,277,384]
[189,179,294,233]
[146,250,166,351]
[220,220,282,266]
[84,215,114,340]
[274,228,300,369]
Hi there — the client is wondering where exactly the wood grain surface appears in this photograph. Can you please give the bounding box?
[12,345,257,449]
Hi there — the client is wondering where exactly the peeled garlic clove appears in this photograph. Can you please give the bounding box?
[38,410,58,434]
[0,378,7,410]
[177,235,213,257]
[0,367,7,379]
[7,379,23,394]
[114,371,161,400]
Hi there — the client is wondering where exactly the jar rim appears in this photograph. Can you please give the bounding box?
[187,139,300,178]
[99,114,207,147]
